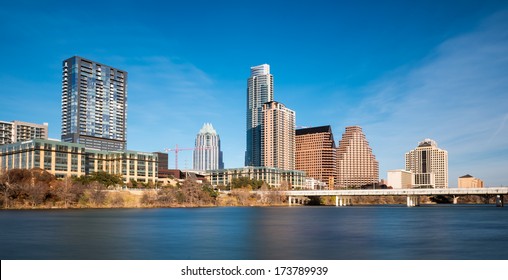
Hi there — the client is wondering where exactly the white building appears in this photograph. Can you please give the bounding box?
[387,169,413,189]
[246,64,273,167]
[0,120,48,145]
[193,123,223,171]
[405,139,448,188]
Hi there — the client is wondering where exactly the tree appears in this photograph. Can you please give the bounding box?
[53,177,83,208]
[230,177,264,189]
[85,181,107,206]
[89,171,122,188]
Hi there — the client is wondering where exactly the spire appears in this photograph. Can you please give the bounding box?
[199,123,217,135]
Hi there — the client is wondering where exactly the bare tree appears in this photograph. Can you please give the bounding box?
[53,177,81,208]
[86,181,107,206]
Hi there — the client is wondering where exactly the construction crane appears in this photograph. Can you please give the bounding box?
[164,144,210,170]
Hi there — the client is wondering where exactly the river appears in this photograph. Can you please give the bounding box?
[1,205,507,259]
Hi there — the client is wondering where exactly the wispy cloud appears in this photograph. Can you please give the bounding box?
[335,10,508,186]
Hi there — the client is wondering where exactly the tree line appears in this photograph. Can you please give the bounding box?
[0,169,288,209]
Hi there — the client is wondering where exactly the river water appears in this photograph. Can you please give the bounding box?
[1,205,507,260]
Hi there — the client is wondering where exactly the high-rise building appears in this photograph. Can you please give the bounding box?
[405,139,448,188]
[336,126,379,188]
[246,64,273,166]
[261,101,295,170]
[61,56,127,151]
[193,123,224,171]
[295,125,336,189]
[0,120,48,145]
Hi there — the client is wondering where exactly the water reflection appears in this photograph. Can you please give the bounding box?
[0,205,507,260]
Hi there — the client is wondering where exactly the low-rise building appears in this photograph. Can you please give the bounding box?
[0,139,157,184]
[458,174,484,188]
[206,166,305,189]
[387,169,413,189]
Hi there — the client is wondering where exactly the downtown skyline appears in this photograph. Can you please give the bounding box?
[1,0,508,186]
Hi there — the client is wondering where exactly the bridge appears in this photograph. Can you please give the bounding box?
[260,188,508,207]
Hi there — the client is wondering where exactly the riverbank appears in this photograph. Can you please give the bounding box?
[1,190,503,210]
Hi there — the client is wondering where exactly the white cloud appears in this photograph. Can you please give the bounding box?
[339,11,508,186]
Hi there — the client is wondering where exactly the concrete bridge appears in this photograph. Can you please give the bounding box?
[275,188,508,207]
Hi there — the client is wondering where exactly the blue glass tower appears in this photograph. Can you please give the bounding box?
[61,56,127,151]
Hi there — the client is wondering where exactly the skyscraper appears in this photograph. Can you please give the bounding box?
[405,139,448,188]
[295,125,337,188]
[261,101,295,170]
[246,64,273,166]
[336,126,379,188]
[61,56,127,151]
[193,123,224,171]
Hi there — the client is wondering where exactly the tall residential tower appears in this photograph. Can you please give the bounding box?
[245,64,273,166]
[261,101,295,170]
[61,56,127,151]
[193,123,224,171]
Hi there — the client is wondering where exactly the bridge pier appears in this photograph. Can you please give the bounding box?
[453,195,459,204]
[496,195,504,207]
[407,195,420,207]
[336,196,352,207]
[288,196,305,206]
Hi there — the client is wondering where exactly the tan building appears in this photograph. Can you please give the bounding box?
[405,139,448,188]
[261,101,295,170]
[387,169,413,189]
[295,125,336,189]
[336,126,379,188]
[458,174,484,188]
[0,139,157,184]
[0,120,48,145]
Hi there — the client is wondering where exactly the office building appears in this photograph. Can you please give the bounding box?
[458,174,484,188]
[0,139,157,183]
[336,126,379,188]
[61,56,127,151]
[405,139,448,188]
[295,125,336,189]
[0,120,48,145]
[246,64,273,166]
[261,101,295,170]
[193,123,224,171]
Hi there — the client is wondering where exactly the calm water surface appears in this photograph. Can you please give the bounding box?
[1,205,507,260]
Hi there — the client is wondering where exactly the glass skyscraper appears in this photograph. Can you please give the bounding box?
[245,64,273,166]
[61,56,127,151]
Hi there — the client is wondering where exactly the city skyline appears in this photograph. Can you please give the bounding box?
[1,1,508,186]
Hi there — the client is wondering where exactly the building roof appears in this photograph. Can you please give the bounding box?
[198,123,217,135]
[460,174,474,178]
[295,125,332,136]
[417,138,437,148]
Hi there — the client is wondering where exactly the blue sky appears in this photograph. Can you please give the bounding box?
[1,0,508,186]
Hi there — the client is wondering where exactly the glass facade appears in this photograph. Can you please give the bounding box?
[61,56,127,151]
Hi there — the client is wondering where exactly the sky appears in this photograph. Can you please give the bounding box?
[1,0,508,186]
